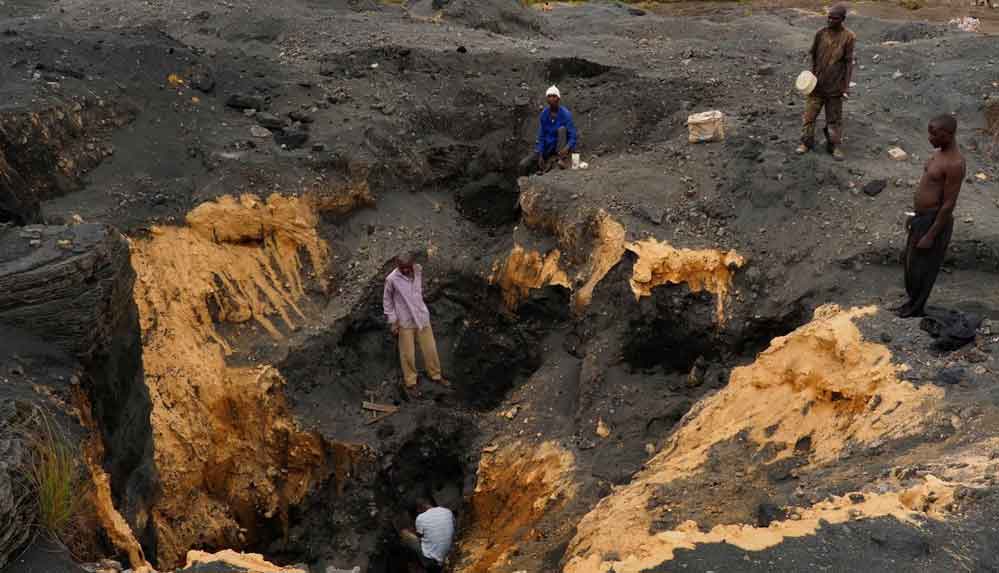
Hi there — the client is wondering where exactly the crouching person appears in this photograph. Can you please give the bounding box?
[519,85,578,175]
[400,497,455,572]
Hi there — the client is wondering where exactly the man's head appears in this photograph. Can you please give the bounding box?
[396,253,415,278]
[414,496,433,514]
[827,4,847,28]
[546,85,561,109]
[928,114,958,149]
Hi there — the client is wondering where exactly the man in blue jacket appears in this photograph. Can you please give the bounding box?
[519,85,578,175]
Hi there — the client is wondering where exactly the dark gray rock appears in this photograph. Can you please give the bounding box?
[191,69,216,94]
[274,127,309,149]
[289,110,314,124]
[225,93,266,111]
[938,367,965,385]
[863,179,887,197]
[756,502,786,527]
[256,112,287,130]
[0,415,31,571]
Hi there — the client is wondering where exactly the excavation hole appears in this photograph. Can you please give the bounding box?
[368,425,472,573]
[454,172,520,228]
[545,57,612,83]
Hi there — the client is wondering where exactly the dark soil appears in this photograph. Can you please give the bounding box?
[1,0,998,572]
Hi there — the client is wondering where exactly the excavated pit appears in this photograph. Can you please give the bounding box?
[2,4,998,572]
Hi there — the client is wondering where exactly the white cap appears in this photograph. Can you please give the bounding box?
[546,85,560,98]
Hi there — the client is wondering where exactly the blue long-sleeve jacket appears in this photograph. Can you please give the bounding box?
[535,106,578,157]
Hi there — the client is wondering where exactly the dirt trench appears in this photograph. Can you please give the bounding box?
[9,47,814,572]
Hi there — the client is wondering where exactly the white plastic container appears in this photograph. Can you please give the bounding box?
[571,153,581,169]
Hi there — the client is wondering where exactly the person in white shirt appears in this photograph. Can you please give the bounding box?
[400,497,455,572]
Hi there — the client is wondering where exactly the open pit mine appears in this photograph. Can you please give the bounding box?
[1,0,998,572]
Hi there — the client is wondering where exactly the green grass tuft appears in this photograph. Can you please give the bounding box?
[25,413,88,539]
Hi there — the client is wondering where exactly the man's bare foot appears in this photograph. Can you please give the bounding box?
[831,148,845,161]
[795,144,809,154]
[403,385,421,399]
[432,377,451,387]
[895,303,924,318]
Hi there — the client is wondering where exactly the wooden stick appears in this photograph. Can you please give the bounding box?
[362,401,399,414]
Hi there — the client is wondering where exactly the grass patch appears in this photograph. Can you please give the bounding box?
[23,412,90,543]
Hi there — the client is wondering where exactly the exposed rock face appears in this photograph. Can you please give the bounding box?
[129,193,368,568]
[0,324,89,570]
[0,223,134,356]
[0,98,133,224]
[455,441,576,573]
[0,402,33,570]
[563,306,948,573]
[512,180,746,318]
[0,223,154,567]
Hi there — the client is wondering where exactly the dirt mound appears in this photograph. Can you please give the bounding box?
[182,550,307,573]
[563,305,947,573]
[407,0,547,37]
[880,22,945,42]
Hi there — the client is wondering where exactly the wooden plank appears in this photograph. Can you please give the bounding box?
[362,401,399,414]
[365,411,397,425]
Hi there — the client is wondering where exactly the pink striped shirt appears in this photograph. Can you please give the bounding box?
[383,265,431,329]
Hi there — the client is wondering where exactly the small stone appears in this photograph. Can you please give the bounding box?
[596,418,611,438]
[892,70,904,79]
[274,127,309,149]
[756,502,786,527]
[975,172,988,181]
[938,366,965,385]
[250,125,271,138]
[289,110,314,123]
[863,179,888,196]
[256,112,287,130]
[888,147,909,161]
[226,93,266,111]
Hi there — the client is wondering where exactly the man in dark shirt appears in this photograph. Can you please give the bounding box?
[797,4,855,160]
[519,86,578,175]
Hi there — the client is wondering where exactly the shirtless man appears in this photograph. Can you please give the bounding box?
[897,114,966,318]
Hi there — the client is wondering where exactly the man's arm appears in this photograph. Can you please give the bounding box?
[917,160,964,248]
[565,111,578,151]
[842,34,855,95]
[535,112,545,154]
[415,514,426,538]
[383,279,398,333]
[810,30,820,74]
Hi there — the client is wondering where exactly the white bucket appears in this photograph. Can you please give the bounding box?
[571,153,581,169]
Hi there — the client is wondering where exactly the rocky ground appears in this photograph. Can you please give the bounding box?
[1,0,998,572]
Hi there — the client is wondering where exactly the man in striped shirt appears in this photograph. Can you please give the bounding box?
[383,254,449,397]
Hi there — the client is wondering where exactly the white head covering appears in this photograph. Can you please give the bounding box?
[545,85,561,98]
